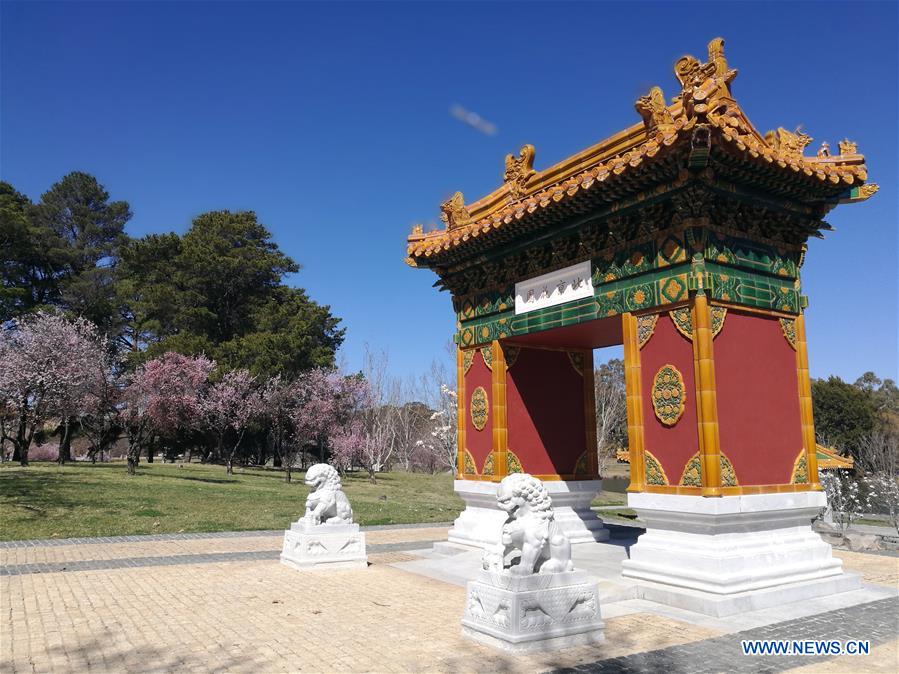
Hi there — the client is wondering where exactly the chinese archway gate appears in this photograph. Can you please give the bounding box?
[406,39,876,613]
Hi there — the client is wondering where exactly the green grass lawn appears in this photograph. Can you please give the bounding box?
[0,462,464,541]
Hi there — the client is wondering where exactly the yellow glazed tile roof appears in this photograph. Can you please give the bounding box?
[406,38,876,267]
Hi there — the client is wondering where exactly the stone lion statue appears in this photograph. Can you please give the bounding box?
[303,463,353,525]
[482,473,574,576]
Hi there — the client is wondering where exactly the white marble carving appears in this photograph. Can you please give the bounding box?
[461,474,604,653]
[280,464,367,571]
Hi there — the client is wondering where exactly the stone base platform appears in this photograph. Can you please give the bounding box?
[621,491,861,616]
[280,521,368,571]
[448,479,609,549]
[461,570,604,654]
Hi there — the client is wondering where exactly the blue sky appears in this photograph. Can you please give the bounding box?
[2,1,896,383]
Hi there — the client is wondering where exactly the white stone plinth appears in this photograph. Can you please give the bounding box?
[448,479,609,549]
[280,520,368,571]
[461,570,604,653]
[621,491,861,616]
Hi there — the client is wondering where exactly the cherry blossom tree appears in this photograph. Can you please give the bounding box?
[202,369,262,475]
[0,311,107,465]
[123,352,213,475]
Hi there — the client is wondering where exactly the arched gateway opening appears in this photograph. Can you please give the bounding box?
[405,39,877,613]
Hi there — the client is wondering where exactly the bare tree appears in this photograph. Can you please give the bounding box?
[594,358,627,477]
[343,347,399,483]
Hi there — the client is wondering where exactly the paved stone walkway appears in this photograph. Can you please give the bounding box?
[553,597,899,673]
[2,526,897,673]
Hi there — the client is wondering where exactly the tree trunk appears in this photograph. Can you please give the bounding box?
[15,415,29,466]
[127,453,138,475]
[146,443,155,463]
[284,464,292,483]
[226,457,234,475]
[58,418,73,464]
[368,467,377,484]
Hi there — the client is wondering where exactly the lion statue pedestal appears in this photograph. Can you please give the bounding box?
[461,474,604,653]
[280,464,368,571]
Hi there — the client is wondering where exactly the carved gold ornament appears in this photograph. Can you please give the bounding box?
[507,451,523,474]
[838,139,858,156]
[481,346,493,370]
[470,386,489,431]
[462,349,475,374]
[670,308,693,340]
[719,454,737,486]
[652,365,686,426]
[670,306,726,340]
[635,86,676,134]
[637,314,659,348]
[504,144,536,200]
[791,450,809,484]
[644,450,669,486]
[779,318,797,349]
[679,451,738,486]
[764,127,813,159]
[440,191,471,229]
[462,450,477,476]
[711,306,727,337]
[857,184,879,200]
[482,452,495,476]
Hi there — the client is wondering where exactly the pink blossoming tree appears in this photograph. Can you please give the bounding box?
[0,311,108,466]
[202,369,262,475]
[123,352,214,475]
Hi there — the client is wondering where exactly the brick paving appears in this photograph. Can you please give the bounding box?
[1,526,897,673]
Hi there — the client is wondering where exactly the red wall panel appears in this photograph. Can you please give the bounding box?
[507,348,587,475]
[714,311,802,485]
[640,313,700,484]
[464,350,493,468]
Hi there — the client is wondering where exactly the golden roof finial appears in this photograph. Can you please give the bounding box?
[838,139,858,156]
[504,144,536,200]
[765,127,813,158]
[673,37,738,117]
[440,191,472,229]
[635,86,675,135]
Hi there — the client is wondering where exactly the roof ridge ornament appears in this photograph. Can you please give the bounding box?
[504,144,536,201]
[635,86,676,135]
[440,191,472,229]
[838,139,858,156]
[765,127,813,159]
[674,37,738,119]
